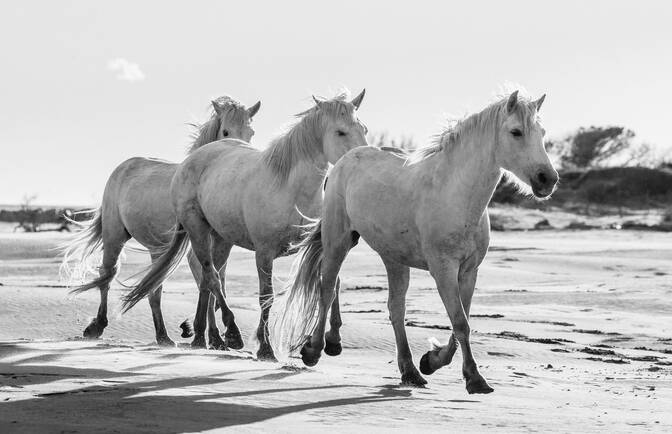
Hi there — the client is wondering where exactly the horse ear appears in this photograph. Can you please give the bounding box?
[506,90,519,113]
[351,88,366,110]
[312,95,323,108]
[535,94,546,112]
[211,100,224,116]
[247,101,261,118]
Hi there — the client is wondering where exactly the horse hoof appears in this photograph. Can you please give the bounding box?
[191,335,207,349]
[180,319,194,338]
[156,336,176,347]
[300,343,321,367]
[419,352,438,376]
[225,330,244,350]
[256,346,278,362]
[401,369,428,388]
[208,335,227,351]
[466,376,494,395]
[83,318,106,339]
[324,340,342,356]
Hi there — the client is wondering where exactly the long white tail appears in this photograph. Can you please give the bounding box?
[270,219,324,358]
[60,208,109,293]
[120,224,190,312]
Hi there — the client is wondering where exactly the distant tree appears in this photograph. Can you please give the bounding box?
[547,126,656,170]
[14,193,40,232]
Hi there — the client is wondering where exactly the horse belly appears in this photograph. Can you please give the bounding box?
[355,225,428,270]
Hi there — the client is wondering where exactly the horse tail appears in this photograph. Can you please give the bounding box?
[270,218,324,357]
[121,224,190,313]
[60,207,110,293]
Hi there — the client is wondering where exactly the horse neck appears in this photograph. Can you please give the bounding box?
[424,131,502,223]
[266,120,329,205]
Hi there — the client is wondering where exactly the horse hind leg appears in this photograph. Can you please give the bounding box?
[187,249,209,348]
[181,205,243,350]
[205,240,232,350]
[324,231,358,356]
[301,230,353,366]
[323,278,343,356]
[83,222,129,339]
[148,253,175,347]
[382,257,426,387]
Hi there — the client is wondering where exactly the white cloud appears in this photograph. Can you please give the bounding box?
[107,58,145,82]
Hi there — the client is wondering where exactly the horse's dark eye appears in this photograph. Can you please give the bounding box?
[337,130,346,137]
[510,129,523,137]
[222,130,229,137]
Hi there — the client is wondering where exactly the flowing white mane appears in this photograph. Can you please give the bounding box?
[262,92,357,184]
[187,96,250,154]
[406,92,540,165]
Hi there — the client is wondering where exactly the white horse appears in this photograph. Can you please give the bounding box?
[120,90,369,360]
[62,96,261,347]
[272,91,558,393]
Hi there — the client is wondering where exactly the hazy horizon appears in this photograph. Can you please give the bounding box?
[1,1,671,206]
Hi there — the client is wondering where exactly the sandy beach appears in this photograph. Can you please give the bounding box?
[1,224,671,432]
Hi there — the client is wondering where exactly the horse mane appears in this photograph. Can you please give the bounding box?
[262,91,355,184]
[187,96,249,154]
[406,92,540,165]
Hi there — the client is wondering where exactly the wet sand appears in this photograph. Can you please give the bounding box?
[1,226,671,432]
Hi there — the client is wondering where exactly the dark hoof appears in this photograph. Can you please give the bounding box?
[156,336,176,347]
[256,345,278,362]
[191,335,207,349]
[208,333,227,351]
[224,329,244,350]
[83,318,107,339]
[466,376,494,394]
[300,341,321,367]
[180,319,194,338]
[419,352,438,376]
[401,369,428,388]
[324,340,342,356]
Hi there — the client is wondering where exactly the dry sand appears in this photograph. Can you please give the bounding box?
[1,222,671,432]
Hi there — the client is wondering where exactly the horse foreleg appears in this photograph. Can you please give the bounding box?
[420,267,477,375]
[428,258,492,394]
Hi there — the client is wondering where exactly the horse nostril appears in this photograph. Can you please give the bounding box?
[537,172,548,185]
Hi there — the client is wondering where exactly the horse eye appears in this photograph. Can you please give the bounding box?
[510,129,523,138]
[222,130,229,137]
[337,130,346,137]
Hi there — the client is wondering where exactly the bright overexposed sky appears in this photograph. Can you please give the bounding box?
[1,1,670,205]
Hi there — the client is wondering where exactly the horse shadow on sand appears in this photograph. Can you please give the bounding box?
[0,343,414,432]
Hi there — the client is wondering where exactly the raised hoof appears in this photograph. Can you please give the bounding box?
[83,318,107,339]
[180,319,194,338]
[156,336,176,347]
[191,335,207,349]
[300,341,321,367]
[324,340,342,357]
[208,334,227,351]
[224,329,244,350]
[400,369,428,388]
[419,352,438,376]
[256,345,278,362]
[466,376,494,395]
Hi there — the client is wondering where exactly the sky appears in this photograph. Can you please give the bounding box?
[1,1,671,206]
